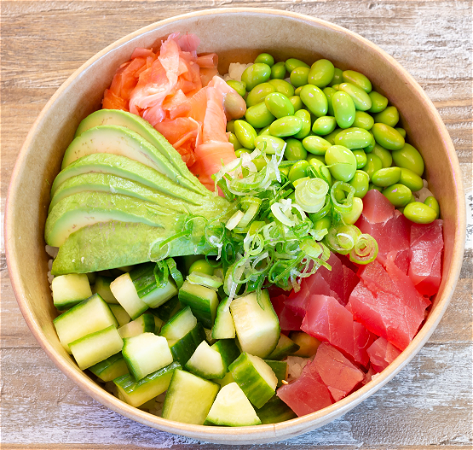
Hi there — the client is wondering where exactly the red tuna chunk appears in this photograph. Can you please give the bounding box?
[360,190,395,223]
[367,337,402,372]
[271,294,302,332]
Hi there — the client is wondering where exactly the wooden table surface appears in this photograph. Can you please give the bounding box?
[1,1,472,449]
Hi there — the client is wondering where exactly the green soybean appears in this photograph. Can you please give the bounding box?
[235,149,251,158]
[332,91,356,129]
[234,120,258,149]
[313,216,332,231]
[227,120,236,133]
[353,149,367,169]
[399,168,423,192]
[307,154,326,164]
[226,80,247,97]
[288,160,310,182]
[268,79,295,97]
[255,53,275,66]
[289,96,303,112]
[265,92,295,118]
[403,202,437,224]
[374,106,399,128]
[424,196,440,218]
[372,144,393,168]
[253,157,267,171]
[364,153,383,179]
[392,143,425,176]
[339,83,372,111]
[245,102,276,128]
[325,128,342,145]
[294,86,303,96]
[369,183,383,192]
[395,127,407,138]
[246,82,276,107]
[290,67,310,87]
[372,123,405,151]
[323,86,337,116]
[271,61,287,79]
[312,116,337,135]
[269,116,303,137]
[364,131,375,153]
[300,85,328,117]
[325,145,357,182]
[342,70,372,93]
[382,184,413,207]
[308,59,335,88]
[333,127,374,149]
[309,158,332,185]
[259,125,271,136]
[341,196,364,224]
[371,167,402,187]
[254,135,286,155]
[228,132,243,151]
[329,67,344,86]
[294,109,312,139]
[302,136,332,155]
[368,91,388,113]
[349,170,370,198]
[285,138,307,160]
[279,166,289,177]
[353,111,374,130]
[241,63,272,91]
[285,58,309,73]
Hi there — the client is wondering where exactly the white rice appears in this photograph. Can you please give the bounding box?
[413,179,434,203]
[285,356,313,381]
[223,62,252,81]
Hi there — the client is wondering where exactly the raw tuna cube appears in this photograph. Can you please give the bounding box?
[352,322,377,368]
[367,337,402,372]
[271,294,303,332]
[362,365,377,385]
[360,190,395,223]
[312,343,364,401]
[277,362,333,416]
[392,249,410,274]
[409,220,443,296]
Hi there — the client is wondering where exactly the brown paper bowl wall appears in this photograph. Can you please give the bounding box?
[5,8,466,445]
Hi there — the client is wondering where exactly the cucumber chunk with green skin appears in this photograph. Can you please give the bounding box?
[118,313,155,338]
[229,352,278,408]
[160,306,197,341]
[162,369,220,425]
[115,361,181,407]
[178,280,219,329]
[267,333,300,360]
[211,339,241,370]
[185,340,226,379]
[289,331,321,357]
[110,272,149,320]
[93,276,118,304]
[109,304,131,327]
[53,293,118,354]
[212,299,236,339]
[205,382,261,426]
[122,332,173,380]
[255,396,297,424]
[168,323,206,365]
[264,360,288,387]
[69,325,123,370]
[154,316,164,334]
[166,258,184,289]
[213,371,235,387]
[187,271,223,289]
[88,352,129,382]
[204,328,218,345]
[230,290,280,358]
[52,273,92,311]
[149,296,182,323]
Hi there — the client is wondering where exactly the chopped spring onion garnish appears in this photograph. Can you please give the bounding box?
[330,181,355,214]
[349,233,379,264]
[226,210,244,230]
[295,178,329,213]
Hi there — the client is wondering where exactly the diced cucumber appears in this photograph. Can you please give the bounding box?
[178,280,219,329]
[212,299,235,339]
[118,313,155,339]
[213,371,235,387]
[122,332,173,380]
[168,322,206,365]
[160,306,196,341]
[92,276,118,304]
[162,369,219,425]
[53,293,118,353]
[109,304,131,327]
[230,290,280,358]
[69,325,123,370]
[149,296,182,322]
[115,361,180,407]
[211,339,240,371]
[255,396,297,424]
[88,352,129,382]
[86,272,96,284]
[205,382,261,426]
[51,274,92,311]
[204,327,217,345]
[110,272,148,320]
[264,360,288,387]
[187,271,223,289]
[229,352,278,408]
[289,331,321,357]
[267,334,300,360]
[154,315,164,334]
[166,257,184,288]
[185,341,226,379]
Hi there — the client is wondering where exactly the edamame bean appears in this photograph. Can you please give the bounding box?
[353,111,374,130]
[329,67,344,86]
[269,116,303,137]
[341,197,364,224]
[323,86,337,116]
[352,149,367,169]
[332,91,356,129]
[339,83,372,111]
[325,129,342,145]
[371,167,402,187]
[235,149,251,158]
[372,123,405,150]
[403,202,437,224]
[234,120,258,149]
[312,116,337,135]
[285,138,307,160]
[246,82,276,107]
[271,61,287,79]
[189,259,215,276]
[382,184,413,207]
[288,160,310,182]
[289,96,303,112]
[309,158,332,184]
[349,170,370,198]
[364,153,383,179]
[241,63,272,91]
[300,85,328,117]
[227,120,236,133]
[313,216,332,231]
[265,92,295,118]
[374,106,399,128]
[368,91,388,113]
[279,166,290,177]
[224,92,247,119]
[331,84,340,90]
[325,145,357,182]
[307,154,326,164]
[228,132,243,150]
[259,125,271,135]
[342,70,372,93]
[294,86,303,96]
[302,135,332,155]
[399,168,423,192]
[254,135,286,155]
[308,59,335,88]
[424,196,440,218]
[268,79,295,97]
[392,143,425,176]
[255,53,275,66]
[372,144,393,168]
[294,109,312,139]
[369,183,383,192]
[226,80,247,97]
[333,127,374,149]
[395,127,406,138]
[290,67,310,87]
[253,157,267,171]
[285,58,309,73]
[245,102,276,128]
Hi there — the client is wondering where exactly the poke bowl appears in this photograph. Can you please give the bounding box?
[5,8,466,445]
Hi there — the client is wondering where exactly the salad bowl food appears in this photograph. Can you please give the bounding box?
[5,8,465,444]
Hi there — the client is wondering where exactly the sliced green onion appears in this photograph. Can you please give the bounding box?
[349,234,379,264]
[295,178,330,213]
[226,210,244,230]
[330,181,355,214]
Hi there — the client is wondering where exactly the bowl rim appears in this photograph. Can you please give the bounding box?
[5,6,466,442]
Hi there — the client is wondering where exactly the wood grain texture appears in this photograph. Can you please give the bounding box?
[1,1,472,449]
